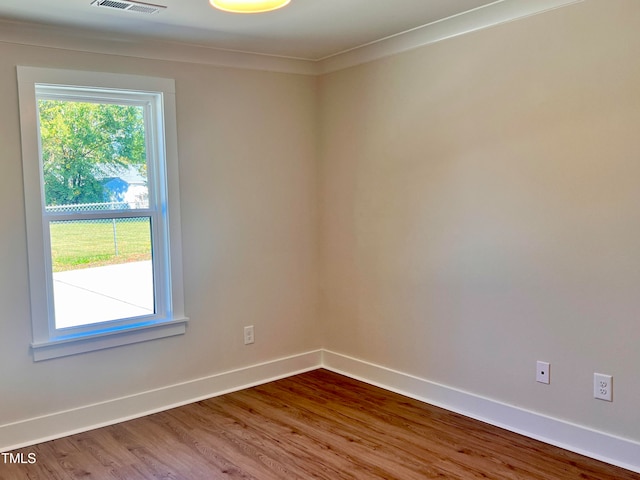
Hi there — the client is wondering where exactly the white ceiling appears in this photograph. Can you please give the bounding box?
[0,0,500,60]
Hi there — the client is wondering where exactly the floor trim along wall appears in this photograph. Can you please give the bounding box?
[0,350,322,453]
[321,350,640,474]
[2,348,639,473]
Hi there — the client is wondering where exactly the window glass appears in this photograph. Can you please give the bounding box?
[17,66,187,360]
[38,98,155,330]
[49,217,154,328]
[39,100,149,211]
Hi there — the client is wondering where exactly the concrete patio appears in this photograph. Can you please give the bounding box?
[52,260,154,329]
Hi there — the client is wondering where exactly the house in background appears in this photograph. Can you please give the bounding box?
[102,165,148,209]
[1,0,639,474]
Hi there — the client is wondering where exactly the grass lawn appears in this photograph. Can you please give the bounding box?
[50,218,152,272]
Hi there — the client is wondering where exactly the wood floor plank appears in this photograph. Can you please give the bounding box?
[228,388,441,479]
[1,369,638,479]
[200,396,364,479]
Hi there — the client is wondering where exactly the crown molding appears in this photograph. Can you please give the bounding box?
[0,0,583,76]
[317,0,584,74]
[0,19,318,76]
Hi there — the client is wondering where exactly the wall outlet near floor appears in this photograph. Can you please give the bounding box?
[594,373,612,401]
[244,325,255,345]
[536,361,550,384]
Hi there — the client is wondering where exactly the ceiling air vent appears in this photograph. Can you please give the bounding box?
[90,0,166,15]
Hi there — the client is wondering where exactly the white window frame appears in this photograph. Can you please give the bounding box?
[17,66,188,361]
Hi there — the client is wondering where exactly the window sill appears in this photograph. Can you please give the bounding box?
[30,317,188,361]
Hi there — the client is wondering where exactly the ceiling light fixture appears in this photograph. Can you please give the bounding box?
[209,0,291,14]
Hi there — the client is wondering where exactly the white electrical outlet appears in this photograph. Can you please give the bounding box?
[536,361,550,384]
[594,373,612,401]
[243,325,255,345]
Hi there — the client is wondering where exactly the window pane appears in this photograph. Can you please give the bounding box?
[38,100,149,212]
[50,217,155,329]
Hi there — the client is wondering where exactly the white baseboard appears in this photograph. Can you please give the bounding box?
[0,350,322,452]
[321,350,640,474]
[3,348,639,474]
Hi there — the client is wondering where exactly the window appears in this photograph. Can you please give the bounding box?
[17,67,187,361]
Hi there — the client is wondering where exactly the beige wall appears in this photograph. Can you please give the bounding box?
[2,0,639,450]
[319,0,640,442]
[0,43,319,423]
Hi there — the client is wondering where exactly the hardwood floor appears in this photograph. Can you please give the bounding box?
[2,369,638,479]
